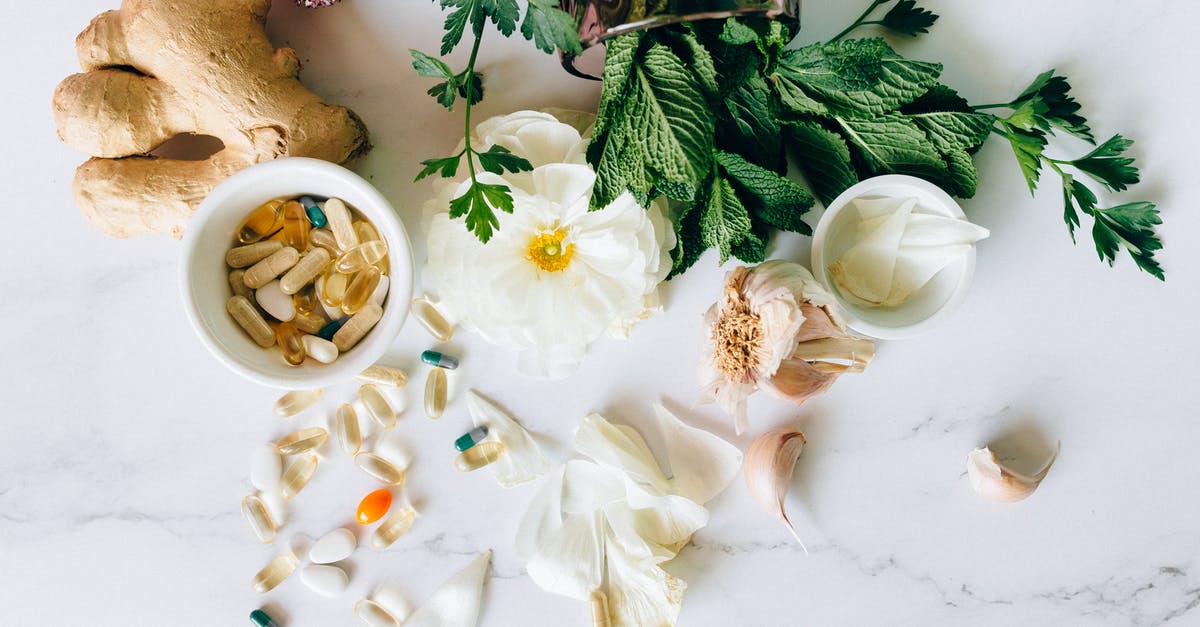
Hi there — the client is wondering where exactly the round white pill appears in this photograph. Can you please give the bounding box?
[309,527,357,564]
[255,280,295,322]
[301,335,339,364]
[300,564,349,597]
[250,445,281,492]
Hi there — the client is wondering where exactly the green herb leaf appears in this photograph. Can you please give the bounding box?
[908,111,995,153]
[731,224,768,263]
[415,153,464,181]
[1070,134,1139,192]
[668,200,705,277]
[520,0,582,55]
[448,180,514,243]
[455,69,484,105]
[1011,70,1094,142]
[1091,201,1163,279]
[714,150,813,234]
[438,0,481,55]
[835,114,950,182]
[475,144,533,175]
[901,83,971,114]
[880,0,939,37]
[1060,172,1093,242]
[410,49,455,79]
[942,149,979,198]
[719,18,759,45]
[786,120,860,206]
[776,39,942,116]
[719,74,783,172]
[701,175,753,263]
[482,0,520,36]
[427,80,459,109]
[1000,122,1047,193]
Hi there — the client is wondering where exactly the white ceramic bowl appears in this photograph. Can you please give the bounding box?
[181,158,413,388]
[810,175,976,340]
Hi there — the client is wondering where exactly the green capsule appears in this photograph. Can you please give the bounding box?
[300,196,328,228]
[454,425,489,452]
[249,609,279,627]
[420,350,459,370]
[317,318,346,341]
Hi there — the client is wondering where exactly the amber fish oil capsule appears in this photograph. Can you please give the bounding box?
[299,196,328,228]
[336,403,362,455]
[453,441,506,472]
[454,425,489,452]
[228,295,275,348]
[420,350,459,370]
[371,507,417,550]
[280,200,310,250]
[320,266,350,307]
[251,552,298,594]
[243,247,300,289]
[357,365,408,388]
[242,494,278,543]
[274,322,306,366]
[334,240,389,274]
[424,367,447,420]
[280,454,319,500]
[411,297,453,342]
[342,266,382,315]
[227,240,283,268]
[359,383,397,429]
[273,389,322,417]
[355,452,405,485]
[276,427,328,456]
[237,198,286,244]
[333,303,383,352]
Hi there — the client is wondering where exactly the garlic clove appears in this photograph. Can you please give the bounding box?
[744,428,809,552]
[966,442,1060,503]
[793,303,843,343]
[759,358,838,405]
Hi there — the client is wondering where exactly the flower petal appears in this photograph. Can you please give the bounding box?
[574,414,670,491]
[403,551,492,627]
[466,391,548,487]
[655,404,742,505]
[526,510,606,600]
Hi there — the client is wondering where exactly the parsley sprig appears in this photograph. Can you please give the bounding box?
[412,0,582,242]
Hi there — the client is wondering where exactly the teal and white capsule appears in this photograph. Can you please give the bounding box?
[249,609,279,627]
[299,196,328,228]
[421,350,459,370]
[454,425,489,452]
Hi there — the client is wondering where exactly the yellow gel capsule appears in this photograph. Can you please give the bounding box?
[334,239,389,274]
[342,266,382,315]
[335,403,362,456]
[276,427,328,456]
[320,266,350,307]
[359,383,397,429]
[309,228,340,255]
[227,295,275,348]
[280,200,310,250]
[241,494,278,543]
[411,297,453,342]
[237,198,286,244]
[251,552,298,594]
[371,507,417,550]
[424,367,447,420]
[453,440,506,472]
[273,389,322,417]
[292,283,318,315]
[354,600,399,627]
[280,453,319,500]
[353,220,380,243]
[357,365,408,388]
[274,322,306,366]
[590,590,611,627]
[355,452,405,485]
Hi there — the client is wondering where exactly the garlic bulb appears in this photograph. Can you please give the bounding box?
[745,428,809,552]
[966,443,1060,502]
[698,260,875,434]
[828,196,989,308]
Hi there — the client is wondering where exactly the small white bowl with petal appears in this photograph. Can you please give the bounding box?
[810,175,978,340]
[181,157,413,388]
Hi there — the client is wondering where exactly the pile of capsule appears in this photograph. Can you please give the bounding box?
[226,196,390,366]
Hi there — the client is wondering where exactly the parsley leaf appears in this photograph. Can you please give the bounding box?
[1068,134,1139,192]
[474,144,533,175]
[448,180,514,243]
[520,0,582,55]
[1000,122,1048,193]
[1091,201,1164,279]
[415,153,464,181]
[880,0,939,36]
[1009,70,1094,142]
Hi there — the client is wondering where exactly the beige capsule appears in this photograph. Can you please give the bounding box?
[241,494,278,543]
[324,198,359,251]
[280,453,319,499]
[227,295,275,348]
[357,365,408,388]
[293,310,329,335]
[335,403,362,456]
[226,240,283,268]
[251,551,298,594]
[370,507,417,550]
[424,367,447,420]
[229,269,254,300]
[354,599,399,627]
[411,297,453,341]
[280,248,331,295]
[355,452,406,485]
[453,441,506,472]
[342,266,382,315]
[273,389,322,417]
[359,383,397,429]
[333,303,383,352]
[243,247,300,289]
[276,427,328,456]
[309,228,340,255]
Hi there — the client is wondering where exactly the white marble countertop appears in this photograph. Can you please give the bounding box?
[4,1,1199,625]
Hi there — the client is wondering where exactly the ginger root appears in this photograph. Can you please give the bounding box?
[52,0,370,238]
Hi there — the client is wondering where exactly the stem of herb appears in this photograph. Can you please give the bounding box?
[828,0,889,43]
[462,29,484,182]
[972,103,1012,111]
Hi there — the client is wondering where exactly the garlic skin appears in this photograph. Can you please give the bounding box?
[699,261,875,434]
[744,428,809,552]
[966,443,1059,502]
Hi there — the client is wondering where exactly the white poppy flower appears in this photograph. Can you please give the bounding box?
[425,111,675,379]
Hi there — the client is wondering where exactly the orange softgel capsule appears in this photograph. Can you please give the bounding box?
[356,488,392,525]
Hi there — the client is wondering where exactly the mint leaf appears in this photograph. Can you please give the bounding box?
[908,111,995,153]
[415,154,463,181]
[720,18,758,45]
[1091,201,1163,279]
[701,176,753,263]
[475,144,533,175]
[880,0,939,37]
[1000,122,1047,193]
[835,114,950,183]
[590,32,643,144]
[448,180,514,243]
[1070,134,1139,192]
[720,74,783,172]
[776,39,942,116]
[669,200,705,278]
[786,120,860,205]
[520,0,582,55]
[731,224,768,263]
[714,150,813,235]
[943,149,979,198]
[901,84,971,114]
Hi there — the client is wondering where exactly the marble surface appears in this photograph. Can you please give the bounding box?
[3,1,1200,625]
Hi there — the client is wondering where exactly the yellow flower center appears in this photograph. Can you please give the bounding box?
[526,229,574,273]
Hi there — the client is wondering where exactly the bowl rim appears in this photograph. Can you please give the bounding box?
[809,174,977,340]
[179,157,413,389]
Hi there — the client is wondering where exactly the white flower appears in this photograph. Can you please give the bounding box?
[426,111,675,379]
